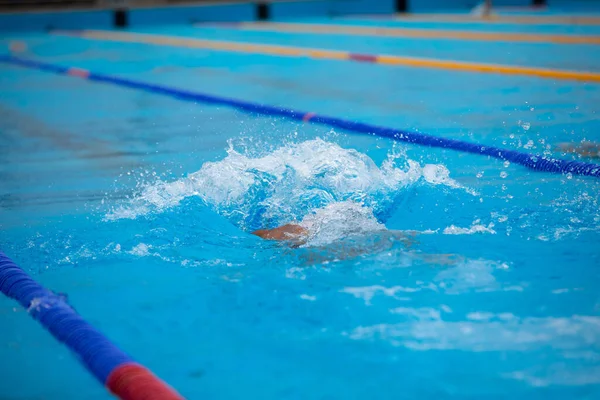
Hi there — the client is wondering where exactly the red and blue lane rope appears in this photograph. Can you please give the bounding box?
[0,251,183,400]
[0,54,599,179]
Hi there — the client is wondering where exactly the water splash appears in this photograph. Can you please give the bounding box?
[299,201,385,247]
[106,139,471,236]
[443,221,496,235]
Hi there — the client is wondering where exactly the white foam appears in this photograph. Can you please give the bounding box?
[285,267,307,280]
[347,312,600,354]
[507,367,600,387]
[299,201,385,247]
[422,164,466,192]
[106,139,472,234]
[128,243,151,256]
[340,284,425,305]
[443,221,496,235]
[126,242,174,263]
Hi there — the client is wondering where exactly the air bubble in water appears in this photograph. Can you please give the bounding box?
[500,171,508,178]
[503,161,510,168]
[566,173,573,180]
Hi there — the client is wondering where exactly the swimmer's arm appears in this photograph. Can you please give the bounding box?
[252,224,308,243]
[254,225,461,265]
[252,225,418,247]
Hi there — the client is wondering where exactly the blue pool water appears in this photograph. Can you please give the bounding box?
[1,10,600,400]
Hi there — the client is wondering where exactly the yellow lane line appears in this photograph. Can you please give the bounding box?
[235,22,600,45]
[79,30,308,56]
[375,55,600,82]
[62,30,600,83]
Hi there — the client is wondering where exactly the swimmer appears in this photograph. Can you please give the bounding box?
[252,224,309,247]
[253,223,459,265]
[557,141,600,159]
[253,224,309,245]
[252,224,417,247]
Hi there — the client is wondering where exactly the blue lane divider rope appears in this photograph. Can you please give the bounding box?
[0,250,184,399]
[0,250,132,383]
[2,54,599,178]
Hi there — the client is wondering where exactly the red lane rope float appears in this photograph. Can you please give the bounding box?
[302,112,316,122]
[107,363,183,400]
[67,67,91,78]
[0,250,184,400]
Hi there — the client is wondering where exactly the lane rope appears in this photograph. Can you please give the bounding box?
[228,21,600,45]
[60,30,600,83]
[0,250,184,399]
[1,54,599,178]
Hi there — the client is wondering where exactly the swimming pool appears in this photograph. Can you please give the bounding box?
[1,5,600,399]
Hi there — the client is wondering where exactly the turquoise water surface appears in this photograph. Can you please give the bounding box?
[1,10,600,400]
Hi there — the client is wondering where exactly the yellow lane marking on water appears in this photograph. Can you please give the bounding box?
[390,13,600,25]
[234,22,600,45]
[374,55,600,82]
[64,30,600,82]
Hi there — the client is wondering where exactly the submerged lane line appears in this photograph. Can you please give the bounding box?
[1,54,598,178]
[228,22,600,45]
[55,30,600,83]
[390,13,600,25]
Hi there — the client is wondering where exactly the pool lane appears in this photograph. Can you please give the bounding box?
[324,16,600,35]
[8,32,600,152]
[6,54,600,178]
[3,10,600,400]
[56,29,600,80]
[230,22,600,45]
[142,21,600,73]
